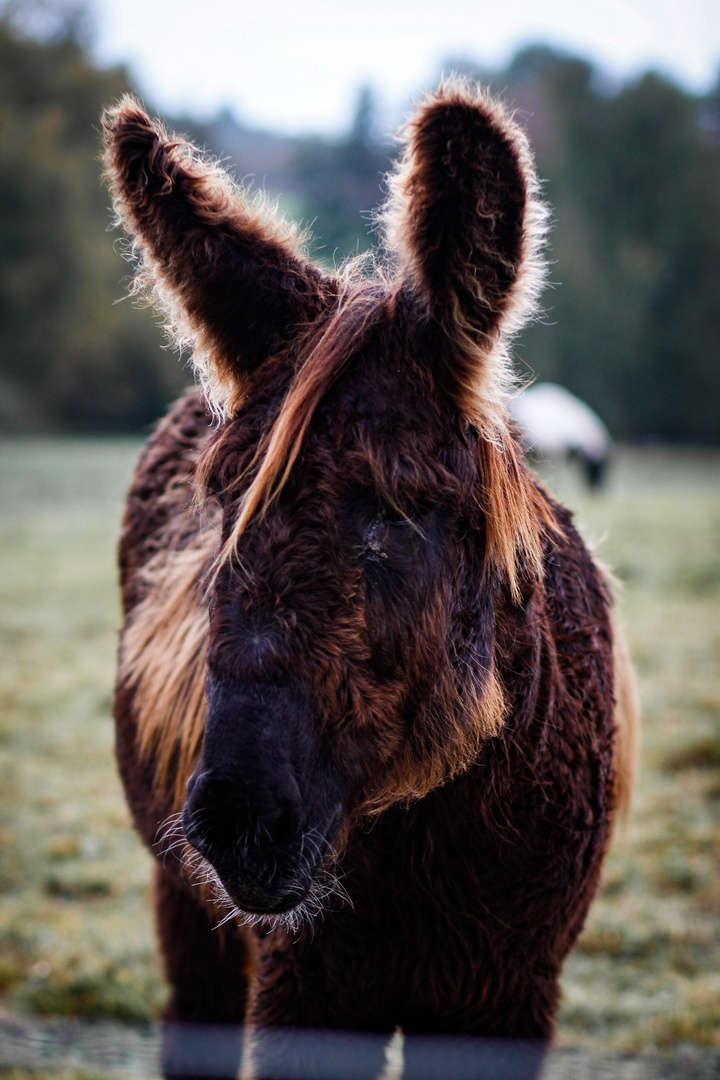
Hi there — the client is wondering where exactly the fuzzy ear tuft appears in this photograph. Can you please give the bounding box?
[102,97,334,417]
[381,80,548,434]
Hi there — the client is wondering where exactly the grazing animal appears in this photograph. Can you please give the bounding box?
[509,382,612,489]
[104,83,638,1080]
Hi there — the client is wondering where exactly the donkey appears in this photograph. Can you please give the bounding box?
[104,83,638,1080]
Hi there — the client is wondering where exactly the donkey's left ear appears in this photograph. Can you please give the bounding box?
[103,98,335,416]
[382,81,547,430]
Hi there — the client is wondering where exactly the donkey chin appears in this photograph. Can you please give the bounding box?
[180,674,348,932]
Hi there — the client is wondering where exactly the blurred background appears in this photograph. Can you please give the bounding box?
[0,0,719,1075]
[1,0,720,439]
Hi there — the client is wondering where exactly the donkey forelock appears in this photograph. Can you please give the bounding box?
[198,277,390,578]
[196,283,558,606]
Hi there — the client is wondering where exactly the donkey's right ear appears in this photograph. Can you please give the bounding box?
[102,97,335,413]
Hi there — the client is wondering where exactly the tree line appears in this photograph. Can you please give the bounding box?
[1,4,719,440]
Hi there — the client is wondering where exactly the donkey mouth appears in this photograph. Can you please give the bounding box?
[190,803,346,924]
[225,885,309,917]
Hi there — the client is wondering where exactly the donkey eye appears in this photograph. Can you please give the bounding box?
[363,516,389,558]
[362,512,419,561]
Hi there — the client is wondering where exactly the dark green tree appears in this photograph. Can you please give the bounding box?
[475,47,720,442]
[0,1,187,432]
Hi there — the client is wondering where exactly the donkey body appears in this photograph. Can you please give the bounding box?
[105,84,637,1079]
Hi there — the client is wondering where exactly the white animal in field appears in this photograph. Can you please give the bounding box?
[509,382,612,488]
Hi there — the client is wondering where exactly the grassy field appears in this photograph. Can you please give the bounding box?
[0,438,718,1073]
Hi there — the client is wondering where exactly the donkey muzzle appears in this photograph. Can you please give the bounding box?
[182,675,345,914]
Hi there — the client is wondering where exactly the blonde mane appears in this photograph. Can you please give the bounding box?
[121,527,216,808]
[199,284,557,602]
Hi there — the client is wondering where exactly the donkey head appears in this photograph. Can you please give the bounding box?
[104,84,549,926]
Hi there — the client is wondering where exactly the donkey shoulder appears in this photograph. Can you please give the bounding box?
[119,387,211,614]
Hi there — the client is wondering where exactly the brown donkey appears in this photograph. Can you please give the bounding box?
[104,83,638,1079]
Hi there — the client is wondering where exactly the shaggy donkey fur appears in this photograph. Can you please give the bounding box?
[104,83,638,1080]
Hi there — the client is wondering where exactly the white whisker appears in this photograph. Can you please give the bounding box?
[157,806,350,936]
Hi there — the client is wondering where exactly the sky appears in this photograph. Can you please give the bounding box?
[88,0,720,136]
